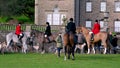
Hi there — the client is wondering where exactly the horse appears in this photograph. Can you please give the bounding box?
[63,32,75,60]
[76,26,110,54]
[6,32,28,53]
[30,29,58,54]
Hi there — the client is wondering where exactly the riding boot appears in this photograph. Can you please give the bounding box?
[18,35,20,39]
[91,33,94,41]
[19,36,22,43]
[47,37,51,43]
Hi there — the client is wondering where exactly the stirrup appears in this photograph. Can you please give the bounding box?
[91,39,94,41]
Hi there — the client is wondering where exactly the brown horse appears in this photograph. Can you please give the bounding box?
[63,32,75,60]
[30,29,58,53]
[76,26,109,54]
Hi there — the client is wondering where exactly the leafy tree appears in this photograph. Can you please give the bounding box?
[16,0,35,21]
[0,0,34,22]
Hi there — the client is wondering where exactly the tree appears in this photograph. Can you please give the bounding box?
[0,0,34,22]
[16,0,35,21]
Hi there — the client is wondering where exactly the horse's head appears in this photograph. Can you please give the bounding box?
[76,27,83,33]
[30,29,42,37]
[76,26,90,36]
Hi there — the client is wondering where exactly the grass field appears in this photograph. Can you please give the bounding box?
[0,53,120,68]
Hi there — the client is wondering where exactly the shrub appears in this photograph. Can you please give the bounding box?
[15,15,31,22]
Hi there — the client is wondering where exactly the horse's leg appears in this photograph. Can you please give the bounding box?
[64,46,67,60]
[91,44,95,54]
[67,46,71,59]
[22,42,27,54]
[104,47,107,54]
[103,44,107,54]
[41,42,45,54]
[102,41,107,54]
[80,43,86,54]
[74,44,77,52]
[87,42,91,54]
[72,45,75,60]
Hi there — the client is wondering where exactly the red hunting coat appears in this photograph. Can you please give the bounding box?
[92,22,100,34]
[15,24,22,35]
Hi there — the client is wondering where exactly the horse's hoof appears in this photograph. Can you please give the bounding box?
[64,58,66,61]
[41,50,45,54]
[72,58,75,60]
[57,55,60,58]
[68,57,70,59]
[87,53,89,54]
[64,56,67,61]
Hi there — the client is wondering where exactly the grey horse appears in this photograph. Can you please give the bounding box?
[6,32,28,53]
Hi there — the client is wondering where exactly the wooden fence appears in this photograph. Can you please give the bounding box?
[0,24,64,32]
[0,24,120,34]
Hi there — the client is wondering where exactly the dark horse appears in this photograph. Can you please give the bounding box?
[63,32,75,60]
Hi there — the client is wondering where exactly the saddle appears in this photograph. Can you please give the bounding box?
[67,32,78,45]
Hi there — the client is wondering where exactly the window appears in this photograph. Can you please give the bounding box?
[115,1,120,12]
[47,14,52,25]
[114,21,120,32]
[99,21,104,28]
[100,2,106,12]
[53,14,60,25]
[47,13,66,25]
[86,20,92,28]
[86,2,92,12]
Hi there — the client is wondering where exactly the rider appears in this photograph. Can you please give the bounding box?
[15,22,23,41]
[90,20,100,41]
[44,22,52,43]
[66,18,77,44]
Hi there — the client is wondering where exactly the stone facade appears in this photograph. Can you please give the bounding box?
[35,0,120,32]
[80,0,120,32]
[35,0,74,25]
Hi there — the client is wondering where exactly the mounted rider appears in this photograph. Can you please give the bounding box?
[90,20,100,41]
[44,22,52,43]
[66,18,77,44]
[15,22,24,42]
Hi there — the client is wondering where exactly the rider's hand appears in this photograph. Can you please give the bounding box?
[44,34,47,37]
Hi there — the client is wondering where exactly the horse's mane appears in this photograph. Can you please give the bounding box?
[81,26,90,34]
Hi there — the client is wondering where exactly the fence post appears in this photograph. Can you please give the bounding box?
[26,25,31,32]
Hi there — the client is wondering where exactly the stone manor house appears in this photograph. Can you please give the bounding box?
[35,0,120,32]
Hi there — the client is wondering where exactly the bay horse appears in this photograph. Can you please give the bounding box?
[76,26,109,54]
[63,32,75,60]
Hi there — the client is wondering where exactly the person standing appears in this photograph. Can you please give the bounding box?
[112,35,118,54]
[55,33,63,57]
[44,22,51,43]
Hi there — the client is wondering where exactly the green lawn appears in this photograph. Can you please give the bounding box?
[0,53,120,68]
